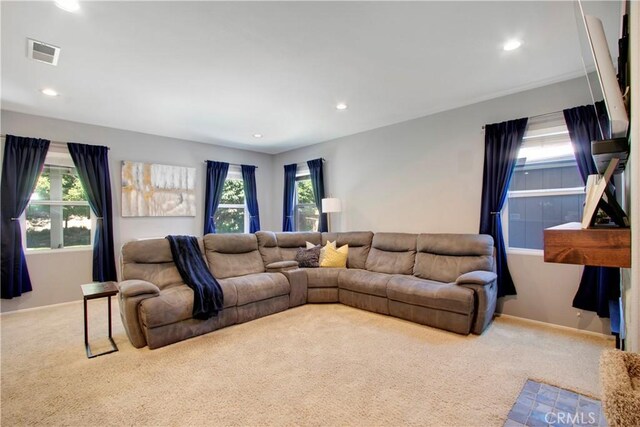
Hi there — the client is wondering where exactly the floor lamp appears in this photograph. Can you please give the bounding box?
[322,198,342,232]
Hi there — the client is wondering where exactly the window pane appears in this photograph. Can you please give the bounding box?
[296,204,319,232]
[508,194,585,250]
[512,161,583,191]
[63,205,91,247]
[296,179,315,204]
[61,168,87,201]
[26,204,51,249]
[220,179,245,204]
[215,207,244,233]
[32,167,51,201]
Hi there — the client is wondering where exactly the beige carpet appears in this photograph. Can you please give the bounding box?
[1,301,611,426]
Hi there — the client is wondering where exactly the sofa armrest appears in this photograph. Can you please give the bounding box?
[117,280,161,348]
[119,279,160,297]
[455,271,497,286]
[455,271,498,335]
[266,260,299,273]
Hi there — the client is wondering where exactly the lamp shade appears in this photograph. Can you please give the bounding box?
[322,198,342,213]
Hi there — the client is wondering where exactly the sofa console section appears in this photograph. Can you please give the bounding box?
[281,268,308,307]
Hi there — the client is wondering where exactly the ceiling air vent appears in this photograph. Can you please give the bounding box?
[27,39,60,66]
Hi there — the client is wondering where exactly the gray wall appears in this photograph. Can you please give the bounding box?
[0,111,276,312]
[271,76,610,334]
[0,77,617,334]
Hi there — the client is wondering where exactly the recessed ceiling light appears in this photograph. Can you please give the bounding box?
[503,39,522,51]
[336,103,348,110]
[41,88,59,97]
[253,133,263,138]
[55,0,80,12]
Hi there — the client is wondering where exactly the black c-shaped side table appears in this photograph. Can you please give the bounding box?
[81,282,119,359]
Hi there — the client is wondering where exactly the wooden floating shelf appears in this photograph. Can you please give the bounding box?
[543,222,631,268]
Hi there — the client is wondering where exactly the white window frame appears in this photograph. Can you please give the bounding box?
[503,114,585,255]
[22,148,94,254]
[215,168,249,234]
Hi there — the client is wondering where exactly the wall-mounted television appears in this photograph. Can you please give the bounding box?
[576,0,629,140]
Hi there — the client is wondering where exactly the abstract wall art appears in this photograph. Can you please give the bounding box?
[121,161,196,217]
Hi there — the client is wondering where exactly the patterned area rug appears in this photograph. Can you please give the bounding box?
[505,380,606,427]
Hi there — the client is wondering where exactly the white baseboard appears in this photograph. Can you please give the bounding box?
[0,299,82,316]
[495,313,615,340]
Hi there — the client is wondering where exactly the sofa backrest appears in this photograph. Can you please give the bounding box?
[365,232,417,275]
[414,234,494,283]
[271,232,322,261]
[121,238,204,290]
[203,234,264,279]
[255,231,281,265]
[322,231,374,269]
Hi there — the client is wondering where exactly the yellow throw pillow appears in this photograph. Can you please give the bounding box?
[321,244,348,268]
[317,240,336,264]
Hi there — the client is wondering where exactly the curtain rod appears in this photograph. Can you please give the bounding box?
[203,161,258,169]
[481,110,564,130]
[289,158,326,166]
[0,135,110,150]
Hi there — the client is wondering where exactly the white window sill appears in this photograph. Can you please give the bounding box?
[25,247,92,256]
[507,248,544,256]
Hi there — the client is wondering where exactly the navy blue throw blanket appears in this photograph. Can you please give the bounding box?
[166,235,224,320]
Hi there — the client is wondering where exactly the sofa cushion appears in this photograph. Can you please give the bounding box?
[304,267,345,288]
[338,269,392,297]
[365,232,417,275]
[387,276,474,315]
[204,234,265,279]
[322,231,373,269]
[414,234,494,283]
[221,273,290,306]
[139,281,238,328]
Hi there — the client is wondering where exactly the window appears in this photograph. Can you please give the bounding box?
[25,151,92,251]
[294,175,318,232]
[214,177,249,233]
[505,114,585,251]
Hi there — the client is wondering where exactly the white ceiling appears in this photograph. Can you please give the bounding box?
[1,1,621,154]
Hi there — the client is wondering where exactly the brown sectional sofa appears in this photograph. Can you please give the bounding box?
[118,231,497,349]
